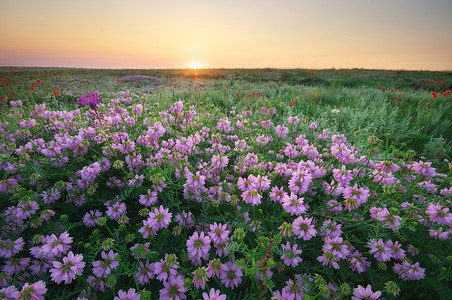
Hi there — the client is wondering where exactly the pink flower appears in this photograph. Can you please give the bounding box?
[220,261,243,289]
[19,280,47,300]
[187,231,211,264]
[426,203,452,225]
[275,125,289,137]
[148,205,172,230]
[160,275,187,299]
[242,189,262,206]
[282,193,307,216]
[114,288,141,300]
[202,288,227,300]
[281,242,303,267]
[0,237,24,258]
[317,251,340,269]
[83,210,102,227]
[136,260,155,285]
[92,250,119,278]
[40,231,73,258]
[288,170,312,195]
[352,285,382,299]
[50,251,85,284]
[347,250,371,273]
[368,239,393,262]
[154,254,179,281]
[208,223,230,245]
[409,160,436,177]
[292,216,317,240]
[139,189,158,207]
[393,261,426,281]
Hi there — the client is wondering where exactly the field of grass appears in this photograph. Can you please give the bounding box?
[0,68,451,299]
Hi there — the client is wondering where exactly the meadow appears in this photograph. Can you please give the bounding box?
[0,68,451,299]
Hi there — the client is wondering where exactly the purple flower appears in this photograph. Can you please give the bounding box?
[281,242,303,267]
[273,289,295,300]
[92,250,119,278]
[352,285,382,300]
[323,237,349,259]
[393,261,425,281]
[175,210,195,229]
[187,231,211,265]
[288,170,312,195]
[208,223,230,245]
[270,186,288,204]
[40,231,73,258]
[154,254,179,281]
[409,160,436,177]
[114,288,140,300]
[160,275,187,299]
[241,189,262,206]
[206,258,224,278]
[50,251,85,284]
[275,125,289,137]
[19,280,47,300]
[83,210,102,227]
[78,92,101,111]
[0,237,24,258]
[192,266,209,289]
[220,261,243,289]
[333,165,353,185]
[292,216,317,240]
[148,205,172,230]
[282,193,307,216]
[0,285,20,299]
[202,288,227,300]
[139,189,158,207]
[368,239,393,262]
[385,240,406,260]
[106,202,127,221]
[317,251,340,269]
[347,250,371,273]
[3,257,30,275]
[426,203,452,225]
[136,260,155,285]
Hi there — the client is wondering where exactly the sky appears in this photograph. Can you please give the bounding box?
[1,0,451,70]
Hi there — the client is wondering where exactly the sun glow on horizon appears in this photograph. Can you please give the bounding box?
[189,62,201,70]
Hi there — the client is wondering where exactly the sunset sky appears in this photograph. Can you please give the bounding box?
[1,0,451,70]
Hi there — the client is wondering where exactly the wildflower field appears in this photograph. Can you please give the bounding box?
[0,68,451,299]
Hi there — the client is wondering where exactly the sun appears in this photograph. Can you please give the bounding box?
[189,62,201,70]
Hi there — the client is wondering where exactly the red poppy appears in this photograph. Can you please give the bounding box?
[8,94,13,98]
[248,94,251,97]
[225,89,228,92]
[432,92,437,99]
[290,101,295,106]
[391,90,394,92]
[235,94,238,97]
[131,80,133,83]
[253,93,255,96]
[382,90,385,93]
[257,93,260,97]
[37,79,41,83]
[54,91,59,96]
[30,76,33,80]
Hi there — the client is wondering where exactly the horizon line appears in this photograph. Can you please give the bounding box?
[1,66,451,72]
